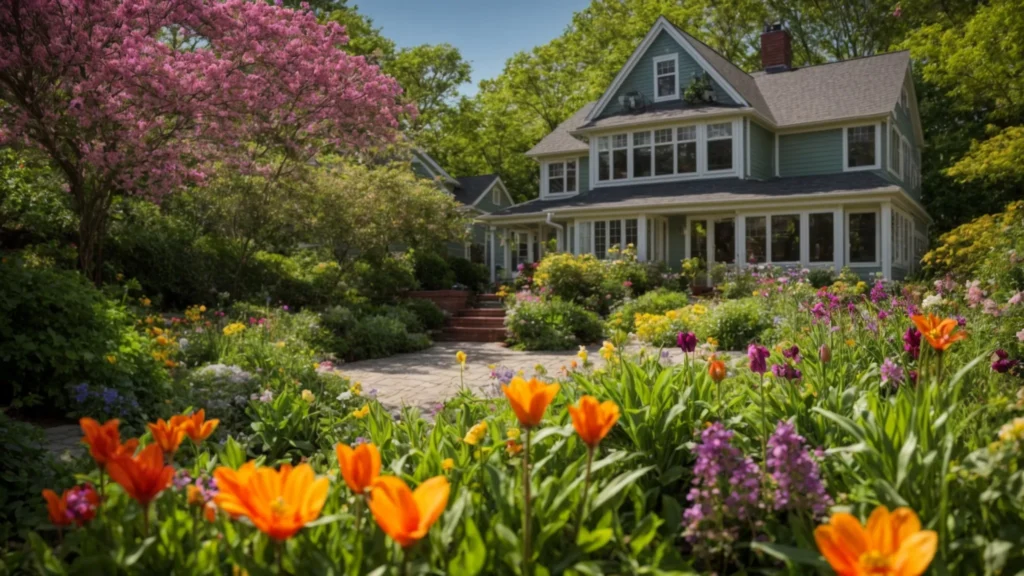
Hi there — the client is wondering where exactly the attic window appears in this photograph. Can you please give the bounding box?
[492,186,501,205]
[901,87,909,111]
[653,54,678,102]
[547,160,577,194]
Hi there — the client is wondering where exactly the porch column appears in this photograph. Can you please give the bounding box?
[706,219,715,268]
[735,214,746,267]
[637,215,648,261]
[489,226,497,283]
[503,231,511,278]
[799,213,810,266]
[527,230,535,263]
[833,208,844,273]
[555,226,564,252]
[881,203,893,279]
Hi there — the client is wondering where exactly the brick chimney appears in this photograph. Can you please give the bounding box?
[760,22,792,73]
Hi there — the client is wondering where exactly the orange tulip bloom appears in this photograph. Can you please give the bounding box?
[501,376,559,429]
[212,463,329,541]
[106,444,174,506]
[147,416,189,454]
[42,486,99,527]
[911,314,967,352]
[568,395,620,448]
[368,475,449,548]
[80,418,138,467]
[42,489,73,527]
[814,505,937,576]
[707,355,727,382]
[335,442,381,494]
[181,409,219,444]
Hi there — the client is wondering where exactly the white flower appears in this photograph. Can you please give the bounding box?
[336,391,353,402]
[178,338,189,350]
[921,294,944,309]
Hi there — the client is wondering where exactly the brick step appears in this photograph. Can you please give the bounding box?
[457,308,505,318]
[478,294,501,302]
[446,316,506,329]
[436,327,506,343]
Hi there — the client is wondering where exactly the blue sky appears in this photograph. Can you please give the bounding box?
[356,0,590,95]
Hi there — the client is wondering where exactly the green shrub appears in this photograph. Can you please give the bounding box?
[0,414,72,541]
[318,305,431,361]
[377,304,424,333]
[807,268,835,288]
[348,252,418,304]
[0,259,170,413]
[533,253,625,315]
[412,250,455,291]
[448,257,488,291]
[400,298,446,331]
[606,288,690,334]
[697,297,769,350]
[718,269,760,299]
[506,298,603,350]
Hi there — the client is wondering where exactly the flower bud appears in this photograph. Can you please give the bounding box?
[818,344,831,364]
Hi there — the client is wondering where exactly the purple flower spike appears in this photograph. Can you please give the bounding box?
[767,422,832,517]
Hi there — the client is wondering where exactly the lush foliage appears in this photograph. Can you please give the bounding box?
[606,288,691,334]
[505,298,604,351]
[923,201,1024,293]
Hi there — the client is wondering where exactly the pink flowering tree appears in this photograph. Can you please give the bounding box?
[0,0,411,280]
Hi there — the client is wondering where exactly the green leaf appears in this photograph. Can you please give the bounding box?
[629,513,663,555]
[751,541,829,569]
[450,517,486,576]
[592,466,655,510]
[895,433,917,489]
[576,527,614,553]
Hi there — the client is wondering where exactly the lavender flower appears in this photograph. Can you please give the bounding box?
[771,364,802,380]
[173,470,194,490]
[683,423,762,548]
[781,345,801,363]
[766,422,832,517]
[748,344,770,374]
[870,281,887,303]
[490,365,515,385]
[72,383,90,403]
[880,358,904,386]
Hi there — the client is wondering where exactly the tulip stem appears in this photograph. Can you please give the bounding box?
[354,495,364,532]
[142,504,150,537]
[576,447,594,531]
[276,539,283,575]
[523,427,532,576]
[758,373,768,468]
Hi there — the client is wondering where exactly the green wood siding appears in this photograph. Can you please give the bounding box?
[778,129,843,176]
[474,183,507,214]
[749,120,774,180]
[579,156,590,193]
[599,31,736,118]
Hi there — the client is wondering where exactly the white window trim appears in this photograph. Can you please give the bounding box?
[543,159,577,197]
[652,54,679,103]
[845,209,881,267]
[888,124,903,179]
[901,86,909,112]
[705,121,736,175]
[739,211,814,266]
[843,123,882,172]
[492,187,501,205]
[901,136,910,184]
[590,118,740,187]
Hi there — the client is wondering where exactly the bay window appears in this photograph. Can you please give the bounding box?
[745,216,766,264]
[546,160,576,194]
[677,126,697,174]
[771,215,800,262]
[612,134,628,180]
[654,129,674,176]
[808,213,834,262]
[633,132,652,178]
[706,122,733,171]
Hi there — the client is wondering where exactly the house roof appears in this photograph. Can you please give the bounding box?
[482,172,899,217]
[531,20,911,156]
[525,102,595,157]
[454,174,500,206]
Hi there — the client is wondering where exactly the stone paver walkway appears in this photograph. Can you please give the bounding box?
[336,342,692,410]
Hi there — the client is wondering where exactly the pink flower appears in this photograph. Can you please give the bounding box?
[982,298,1002,317]
[966,280,985,308]
[1017,328,1024,343]
[1008,292,1022,306]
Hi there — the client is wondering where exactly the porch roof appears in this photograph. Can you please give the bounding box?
[481,172,905,219]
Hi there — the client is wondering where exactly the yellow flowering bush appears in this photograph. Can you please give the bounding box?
[633,305,705,346]
[222,322,246,336]
[923,200,1023,284]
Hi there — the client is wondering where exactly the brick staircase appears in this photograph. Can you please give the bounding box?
[437,294,506,342]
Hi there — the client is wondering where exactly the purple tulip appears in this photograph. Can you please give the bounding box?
[748,344,770,374]
[677,332,697,353]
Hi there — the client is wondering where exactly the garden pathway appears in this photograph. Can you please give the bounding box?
[334,342,693,411]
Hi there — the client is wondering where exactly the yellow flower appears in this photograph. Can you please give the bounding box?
[140,297,151,307]
[506,428,520,440]
[463,421,488,445]
[706,336,719,348]
[692,304,708,315]
[600,341,616,360]
[998,417,1024,443]
[155,335,169,346]
[846,339,856,347]
[275,341,286,348]
[352,405,370,419]
[105,355,117,364]
[577,346,588,363]
[350,382,362,396]
[455,351,466,366]
[223,322,246,336]
[441,458,454,472]
[301,390,315,404]
[752,290,760,297]
[199,305,207,312]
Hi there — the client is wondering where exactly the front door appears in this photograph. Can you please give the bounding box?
[713,217,735,265]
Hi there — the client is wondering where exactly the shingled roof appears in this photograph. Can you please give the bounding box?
[483,172,898,217]
[454,174,500,206]
[531,19,911,156]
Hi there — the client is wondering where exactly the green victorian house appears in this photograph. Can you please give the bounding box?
[480,18,930,284]
[410,149,515,268]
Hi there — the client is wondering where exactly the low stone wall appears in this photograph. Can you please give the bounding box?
[406,290,470,314]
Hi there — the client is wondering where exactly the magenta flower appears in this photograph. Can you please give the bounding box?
[771,363,802,380]
[880,358,904,386]
[992,350,1018,374]
[748,344,770,374]
[903,327,921,359]
[677,332,697,353]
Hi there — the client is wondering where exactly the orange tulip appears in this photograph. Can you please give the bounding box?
[911,314,967,352]
[568,395,620,448]
[501,376,559,429]
[181,409,219,444]
[335,442,381,494]
[42,489,72,527]
[213,462,329,541]
[106,444,174,506]
[708,355,727,382]
[80,418,138,467]
[368,475,449,548]
[147,416,189,454]
[42,487,97,527]
[814,505,937,576]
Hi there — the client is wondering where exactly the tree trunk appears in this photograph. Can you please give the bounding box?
[74,184,111,285]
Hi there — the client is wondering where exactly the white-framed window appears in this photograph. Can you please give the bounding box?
[706,122,733,171]
[611,134,628,180]
[585,218,640,259]
[901,86,909,112]
[901,138,910,183]
[808,212,834,263]
[889,125,902,179]
[654,128,674,176]
[546,160,576,194]
[633,132,652,178]
[653,54,678,102]
[677,125,698,174]
[844,124,880,171]
[492,186,502,205]
[847,211,879,265]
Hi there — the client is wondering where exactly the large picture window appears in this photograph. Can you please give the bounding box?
[633,132,652,178]
[594,221,607,259]
[625,218,638,248]
[745,216,766,264]
[546,160,576,194]
[677,126,697,174]
[808,213,834,262]
[846,125,877,169]
[612,134,628,180]
[848,212,877,263]
[654,129,674,176]
[654,54,678,101]
[706,122,733,171]
[771,214,800,262]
